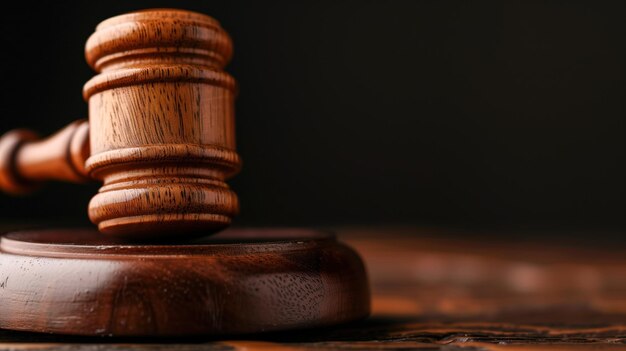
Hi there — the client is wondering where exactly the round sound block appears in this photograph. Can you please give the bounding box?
[0,228,370,336]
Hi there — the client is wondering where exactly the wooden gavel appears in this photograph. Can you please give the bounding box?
[0,9,240,239]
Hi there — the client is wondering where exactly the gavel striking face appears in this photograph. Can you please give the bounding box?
[0,10,240,239]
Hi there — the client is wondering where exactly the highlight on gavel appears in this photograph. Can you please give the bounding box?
[0,10,240,239]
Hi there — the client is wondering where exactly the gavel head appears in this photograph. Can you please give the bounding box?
[82,9,240,238]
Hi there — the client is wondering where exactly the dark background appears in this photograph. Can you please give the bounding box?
[0,1,623,236]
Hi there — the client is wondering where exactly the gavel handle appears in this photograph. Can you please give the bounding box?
[0,120,90,194]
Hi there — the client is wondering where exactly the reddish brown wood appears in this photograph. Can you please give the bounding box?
[0,9,240,239]
[83,10,239,239]
[0,120,89,194]
[1,227,626,349]
[0,9,372,340]
[0,228,370,336]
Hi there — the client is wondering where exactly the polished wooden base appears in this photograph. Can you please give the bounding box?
[0,228,370,336]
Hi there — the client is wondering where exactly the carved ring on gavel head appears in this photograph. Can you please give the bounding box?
[0,9,241,239]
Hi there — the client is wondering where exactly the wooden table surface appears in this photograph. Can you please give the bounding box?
[1,226,625,350]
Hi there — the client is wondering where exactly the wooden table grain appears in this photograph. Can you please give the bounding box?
[1,226,625,350]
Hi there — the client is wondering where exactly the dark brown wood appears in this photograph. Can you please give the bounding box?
[0,9,240,239]
[1,226,625,349]
[0,228,370,336]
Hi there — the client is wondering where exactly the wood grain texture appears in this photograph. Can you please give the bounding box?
[0,120,89,194]
[0,9,241,239]
[2,227,624,349]
[84,9,240,238]
[0,228,370,336]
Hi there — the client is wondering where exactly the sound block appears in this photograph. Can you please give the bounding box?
[0,228,370,336]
